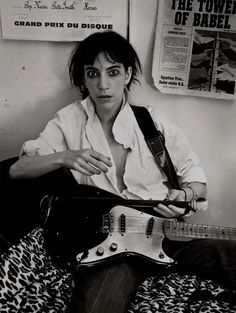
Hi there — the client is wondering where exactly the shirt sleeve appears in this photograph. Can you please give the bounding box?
[149,106,207,185]
[20,114,68,157]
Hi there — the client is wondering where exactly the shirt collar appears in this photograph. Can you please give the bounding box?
[81,93,136,150]
[81,96,96,121]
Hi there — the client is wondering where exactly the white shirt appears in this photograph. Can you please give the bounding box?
[21,96,207,200]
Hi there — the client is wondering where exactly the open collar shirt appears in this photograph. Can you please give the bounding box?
[21,96,207,200]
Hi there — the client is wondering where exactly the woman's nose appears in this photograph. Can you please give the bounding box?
[98,74,109,90]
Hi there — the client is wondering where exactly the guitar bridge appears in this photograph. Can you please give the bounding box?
[101,213,113,233]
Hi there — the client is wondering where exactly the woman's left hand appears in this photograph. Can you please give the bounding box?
[153,189,190,217]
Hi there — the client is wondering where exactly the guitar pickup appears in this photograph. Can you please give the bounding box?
[119,213,126,235]
[146,217,154,237]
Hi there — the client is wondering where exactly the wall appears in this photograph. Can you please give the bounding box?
[0,0,236,227]
[0,39,78,158]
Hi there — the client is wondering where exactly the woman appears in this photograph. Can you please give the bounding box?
[10,31,236,313]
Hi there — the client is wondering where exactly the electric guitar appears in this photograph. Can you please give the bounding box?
[76,204,236,267]
[42,185,235,268]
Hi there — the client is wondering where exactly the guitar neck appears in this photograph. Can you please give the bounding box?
[68,185,207,211]
[164,220,236,241]
[71,195,192,210]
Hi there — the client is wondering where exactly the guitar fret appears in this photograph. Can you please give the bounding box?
[164,220,236,241]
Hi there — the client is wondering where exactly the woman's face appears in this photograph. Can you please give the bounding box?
[83,52,132,113]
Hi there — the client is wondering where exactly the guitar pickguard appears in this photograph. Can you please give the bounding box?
[77,206,174,267]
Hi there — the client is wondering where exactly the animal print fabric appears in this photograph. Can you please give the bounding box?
[127,272,236,313]
[0,227,73,312]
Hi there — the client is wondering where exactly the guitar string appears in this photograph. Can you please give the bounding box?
[103,216,236,238]
[106,227,236,239]
[106,215,236,232]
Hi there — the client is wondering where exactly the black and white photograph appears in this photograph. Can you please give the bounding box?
[1,0,236,312]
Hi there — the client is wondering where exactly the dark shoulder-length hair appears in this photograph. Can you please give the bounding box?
[69,31,142,99]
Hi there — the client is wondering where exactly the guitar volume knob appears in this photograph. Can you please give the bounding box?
[96,247,104,256]
[110,243,118,251]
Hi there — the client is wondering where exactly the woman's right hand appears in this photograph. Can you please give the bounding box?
[61,149,112,176]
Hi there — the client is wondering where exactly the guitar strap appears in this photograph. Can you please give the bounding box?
[130,105,180,190]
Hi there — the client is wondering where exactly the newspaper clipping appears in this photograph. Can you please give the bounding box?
[0,0,128,41]
[152,0,236,99]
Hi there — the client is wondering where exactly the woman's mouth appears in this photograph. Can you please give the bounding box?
[98,95,112,98]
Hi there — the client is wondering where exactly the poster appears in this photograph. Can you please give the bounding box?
[0,0,128,41]
[153,0,236,99]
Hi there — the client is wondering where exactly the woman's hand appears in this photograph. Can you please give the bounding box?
[153,189,189,217]
[62,149,112,176]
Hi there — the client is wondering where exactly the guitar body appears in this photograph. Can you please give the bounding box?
[42,185,172,268]
[77,205,173,267]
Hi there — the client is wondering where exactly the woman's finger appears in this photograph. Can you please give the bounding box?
[84,150,112,172]
[73,159,101,175]
[154,204,176,217]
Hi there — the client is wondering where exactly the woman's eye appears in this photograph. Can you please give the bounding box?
[109,69,119,77]
[87,71,98,78]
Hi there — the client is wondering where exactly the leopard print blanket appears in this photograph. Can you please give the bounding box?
[2,228,236,313]
[0,227,73,312]
[127,272,236,313]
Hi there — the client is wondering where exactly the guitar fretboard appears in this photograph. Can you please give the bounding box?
[164,220,236,241]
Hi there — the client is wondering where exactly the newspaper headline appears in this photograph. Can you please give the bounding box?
[152,0,236,99]
[0,0,128,41]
